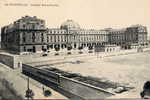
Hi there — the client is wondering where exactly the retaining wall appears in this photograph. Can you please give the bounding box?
[22,64,114,99]
[0,54,21,69]
[59,76,114,99]
[1,48,150,69]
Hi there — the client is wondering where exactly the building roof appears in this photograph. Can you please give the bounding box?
[60,20,80,30]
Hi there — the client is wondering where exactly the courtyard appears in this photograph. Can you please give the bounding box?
[0,48,150,99]
[46,51,150,98]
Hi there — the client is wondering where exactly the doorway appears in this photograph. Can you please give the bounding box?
[33,46,36,53]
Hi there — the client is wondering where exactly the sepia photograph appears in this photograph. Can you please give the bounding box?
[0,0,150,99]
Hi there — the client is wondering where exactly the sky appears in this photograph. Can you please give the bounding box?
[0,0,150,36]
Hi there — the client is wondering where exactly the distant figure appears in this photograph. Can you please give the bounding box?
[42,86,52,97]
[141,81,150,99]
[42,86,45,93]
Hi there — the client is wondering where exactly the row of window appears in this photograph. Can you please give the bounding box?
[18,32,147,44]
[47,35,108,43]
[48,30,107,34]
[22,32,44,43]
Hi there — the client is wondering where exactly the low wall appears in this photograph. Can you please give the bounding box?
[0,54,21,69]
[59,76,114,99]
[20,55,64,64]
[0,52,65,69]
[1,48,150,69]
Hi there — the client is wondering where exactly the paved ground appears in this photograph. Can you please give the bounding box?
[48,51,150,98]
[0,63,67,99]
[1,48,150,99]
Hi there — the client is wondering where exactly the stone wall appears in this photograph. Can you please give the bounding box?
[0,54,21,69]
[20,55,64,64]
[59,77,114,99]
[22,64,114,99]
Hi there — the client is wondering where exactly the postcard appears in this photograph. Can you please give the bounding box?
[0,0,150,99]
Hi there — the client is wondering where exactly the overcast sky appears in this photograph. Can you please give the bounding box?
[0,0,150,36]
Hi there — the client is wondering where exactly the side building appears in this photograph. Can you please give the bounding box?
[1,16,47,54]
[104,25,148,49]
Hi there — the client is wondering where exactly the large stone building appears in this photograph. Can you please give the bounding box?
[105,25,148,49]
[1,16,148,54]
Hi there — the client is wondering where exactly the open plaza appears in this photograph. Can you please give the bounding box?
[0,47,150,99]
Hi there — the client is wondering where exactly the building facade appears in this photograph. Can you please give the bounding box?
[1,16,148,54]
[105,25,148,49]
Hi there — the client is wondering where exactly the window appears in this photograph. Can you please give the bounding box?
[47,37,49,43]
[23,37,26,42]
[41,37,44,42]
[58,36,60,42]
[23,33,26,42]
[42,46,44,50]
[23,24,26,29]
[50,36,52,42]
[41,33,44,42]
[32,33,35,42]
[32,24,35,29]
[24,46,26,51]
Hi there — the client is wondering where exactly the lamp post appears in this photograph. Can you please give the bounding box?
[25,77,34,100]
